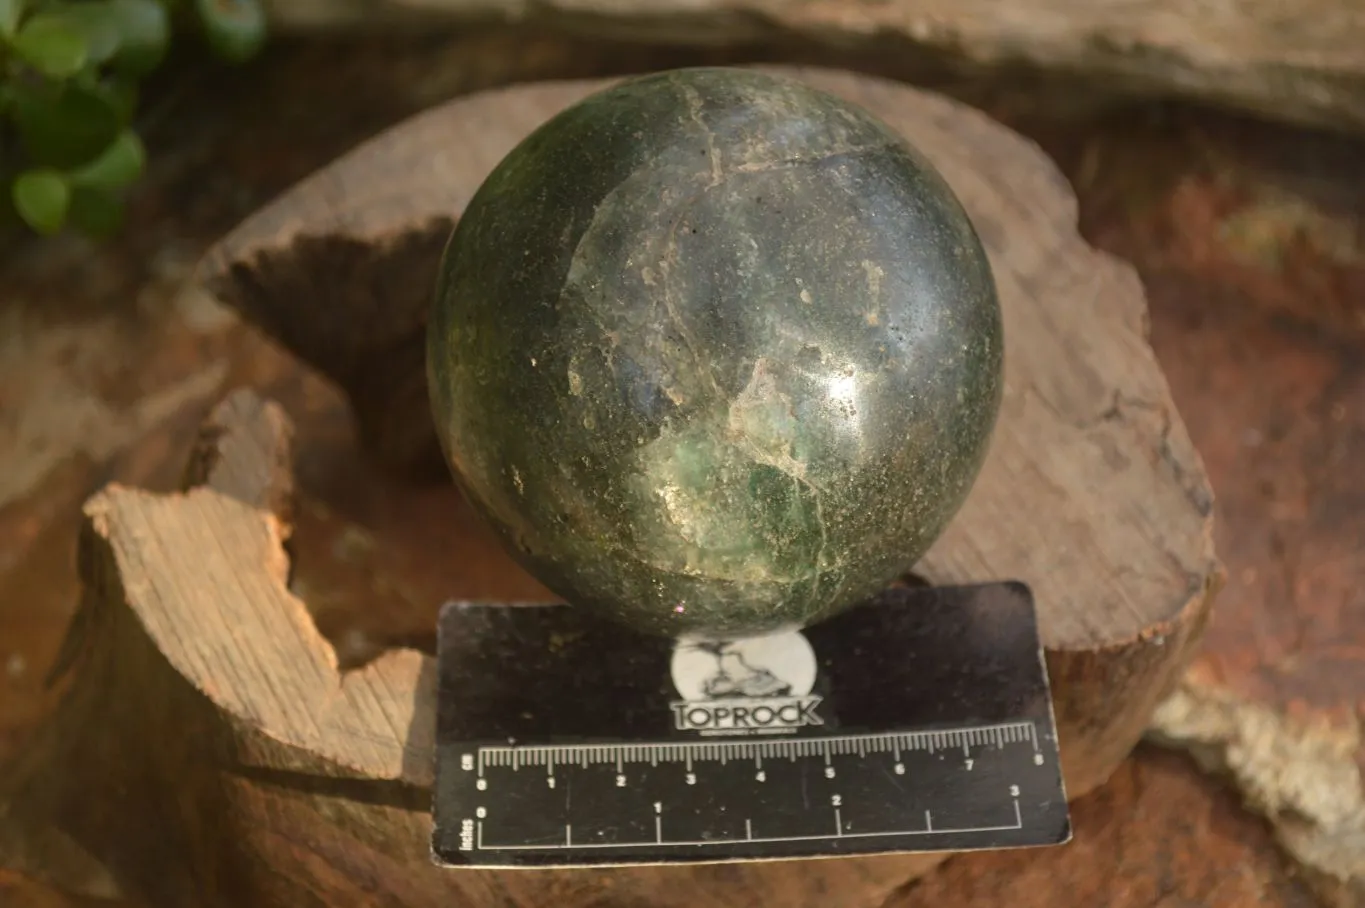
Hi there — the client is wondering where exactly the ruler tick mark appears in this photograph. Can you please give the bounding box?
[462,721,1053,856]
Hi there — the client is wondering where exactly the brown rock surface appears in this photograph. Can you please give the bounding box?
[261,0,1365,137]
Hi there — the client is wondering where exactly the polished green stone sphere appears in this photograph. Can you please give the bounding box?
[427,68,1002,639]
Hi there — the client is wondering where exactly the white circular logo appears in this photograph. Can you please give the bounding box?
[670,630,818,702]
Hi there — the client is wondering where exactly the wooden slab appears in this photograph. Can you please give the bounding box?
[0,69,1221,907]
[198,65,1223,789]
[262,0,1365,139]
[1043,114,1365,908]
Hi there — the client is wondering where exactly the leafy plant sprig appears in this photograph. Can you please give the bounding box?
[1,0,266,237]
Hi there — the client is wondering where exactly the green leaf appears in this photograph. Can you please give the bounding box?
[106,0,170,75]
[13,81,124,168]
[0,0,24,37]
[195,0,265,63]
[59,5,125,66]
[67,185,125,238]
[11,14,89,78]
[70,129,144,190]
[12,168,71,235]
[101,77,139,123]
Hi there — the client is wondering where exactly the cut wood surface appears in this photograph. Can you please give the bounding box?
[0,69,1221,907]
[200,66,1223,786]
[261,0,1365,137]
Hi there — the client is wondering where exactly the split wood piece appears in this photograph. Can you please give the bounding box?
[0,69,1219,907]
[199,65,1223,790]
[2,388,952,907]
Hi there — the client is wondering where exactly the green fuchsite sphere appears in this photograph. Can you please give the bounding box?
[427,68,1003,639]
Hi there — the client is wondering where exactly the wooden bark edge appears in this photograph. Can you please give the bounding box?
[0,67,1225,906]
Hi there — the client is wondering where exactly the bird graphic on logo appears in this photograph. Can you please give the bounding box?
[669,630,823,732]
[686,640,793,699]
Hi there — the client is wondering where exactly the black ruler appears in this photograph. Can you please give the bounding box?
[431,581,1070,868]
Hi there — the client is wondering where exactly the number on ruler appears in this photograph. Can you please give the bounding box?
[616,774,627,788]
[477,778,488,789]
[654,802,662,815]
[894,762,905,775]
[964,759,974,771]
[1010,784,1020,797]
[547,777,555,789]
[685,772,696,785]
[1034,753,1045,765]
[831,794,842,807]
[460,754,473,771]
[824,766,835,779]
[755,770,766,782]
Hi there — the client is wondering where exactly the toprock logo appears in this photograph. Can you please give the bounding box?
[668,630,823,736]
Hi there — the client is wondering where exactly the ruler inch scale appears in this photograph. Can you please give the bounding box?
[432,581,1071,868]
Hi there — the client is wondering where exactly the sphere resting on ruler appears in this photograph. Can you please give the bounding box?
[427,67,1003,638]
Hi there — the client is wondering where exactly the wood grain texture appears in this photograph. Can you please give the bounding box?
[260,0,1365,137]
[201,66,1223,791]
[0,70,1220,907]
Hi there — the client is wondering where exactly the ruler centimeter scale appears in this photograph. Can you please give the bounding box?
[431,583,1072,868]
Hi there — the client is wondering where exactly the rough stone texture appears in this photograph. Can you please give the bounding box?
[261,0,1365,138]
[430,68,1002,637]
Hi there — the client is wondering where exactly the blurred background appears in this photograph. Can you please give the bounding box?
[1,3,1362,906]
